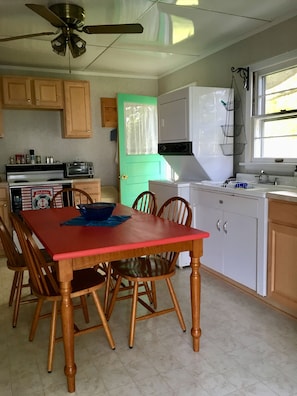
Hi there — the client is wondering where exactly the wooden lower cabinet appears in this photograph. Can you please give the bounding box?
[72,179,101,203]
[0,184,11,256]
[268,199,297,316]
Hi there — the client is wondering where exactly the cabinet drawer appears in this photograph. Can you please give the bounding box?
[194,190,258,217]
[73,180,101,202]
[0,186,8,200]
[269,199,297,227]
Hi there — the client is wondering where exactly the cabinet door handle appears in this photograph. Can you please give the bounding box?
[223,221,228,234]
[216,219,221,231]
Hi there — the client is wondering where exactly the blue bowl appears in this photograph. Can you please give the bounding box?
[78,202,116,221]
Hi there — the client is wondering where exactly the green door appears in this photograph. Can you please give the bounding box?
[117,93,166,206]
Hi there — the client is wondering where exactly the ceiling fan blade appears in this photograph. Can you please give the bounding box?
[82,23,144,34]
[0,32,56,42]
[25,3,67,28]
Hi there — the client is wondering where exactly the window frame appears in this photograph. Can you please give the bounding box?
[245,49,297,165]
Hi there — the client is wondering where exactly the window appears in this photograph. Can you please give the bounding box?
[251,57,297,162]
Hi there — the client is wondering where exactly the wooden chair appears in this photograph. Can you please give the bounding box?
[0,215,55,327]
[10,213,115,373]
[0,215,34,327]
[50,187,93,208]
[132,190,157,215]
[103,191,157,312]
[106,196,192,348]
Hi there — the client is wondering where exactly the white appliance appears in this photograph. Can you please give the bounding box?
[152,86,234,267]
[149,179,192,268]
[158,86,234,182]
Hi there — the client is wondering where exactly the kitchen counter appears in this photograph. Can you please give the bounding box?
[192,181,297,198]
[266,190,297,203]
[191,182,297,198]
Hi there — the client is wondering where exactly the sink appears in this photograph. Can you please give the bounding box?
[220,180,297,191]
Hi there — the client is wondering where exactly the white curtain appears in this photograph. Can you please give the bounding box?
[124,103,158,155]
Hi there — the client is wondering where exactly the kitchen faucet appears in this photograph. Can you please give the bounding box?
[255,170,278,185]
[256,170,269,184]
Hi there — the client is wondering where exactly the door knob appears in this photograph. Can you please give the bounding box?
[121,174,128,180]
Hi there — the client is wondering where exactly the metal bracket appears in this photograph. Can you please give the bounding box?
[231,67,249,90]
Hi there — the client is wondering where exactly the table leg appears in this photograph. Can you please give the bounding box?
[57,259,76,393]
[190,240,202,352]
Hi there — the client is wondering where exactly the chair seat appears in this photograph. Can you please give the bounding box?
[33,268,107,299]
[7,248,52,272]
[6,255,27,271]
[112,256,175,280]
[71,269,106,295]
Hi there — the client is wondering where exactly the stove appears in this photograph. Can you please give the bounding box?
[6,163,72,212]
[6,163,68,186]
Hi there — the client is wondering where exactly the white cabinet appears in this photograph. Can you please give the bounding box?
[158,94,188,143]
[191,187,261,292]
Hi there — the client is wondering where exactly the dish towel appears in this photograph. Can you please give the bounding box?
[61,215,131,227]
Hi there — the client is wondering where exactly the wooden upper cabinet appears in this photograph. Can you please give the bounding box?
[63,80,92,138]
[33,79,63,108]
[101,97,117,127]
[2,76,64,109]
[2,76,32,107]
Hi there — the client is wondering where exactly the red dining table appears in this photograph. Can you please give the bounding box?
[21,204,209,393]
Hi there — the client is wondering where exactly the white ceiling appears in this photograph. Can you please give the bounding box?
[0,0,296,78]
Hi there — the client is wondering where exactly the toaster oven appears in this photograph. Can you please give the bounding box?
[65,162,94,178]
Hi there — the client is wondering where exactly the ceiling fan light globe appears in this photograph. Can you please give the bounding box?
[51,34,66,56]
[68,33,86,58]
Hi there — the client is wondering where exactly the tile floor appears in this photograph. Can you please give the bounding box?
[0,259,297,396]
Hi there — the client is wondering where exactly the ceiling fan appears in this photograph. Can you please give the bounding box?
[0,3,144,58]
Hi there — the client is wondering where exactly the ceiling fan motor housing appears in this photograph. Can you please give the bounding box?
[49,3,85,28]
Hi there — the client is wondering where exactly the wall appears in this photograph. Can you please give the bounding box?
[0,71,158,186]
[158,15,297,176]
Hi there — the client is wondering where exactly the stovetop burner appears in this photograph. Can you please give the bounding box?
[6,162,66,185]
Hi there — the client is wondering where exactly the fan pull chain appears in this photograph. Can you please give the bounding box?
[68,50,72,74]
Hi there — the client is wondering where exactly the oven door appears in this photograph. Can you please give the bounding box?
[9,182,72,213]
[10,187,22,214]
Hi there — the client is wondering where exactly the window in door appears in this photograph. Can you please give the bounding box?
[124,103,158,155]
